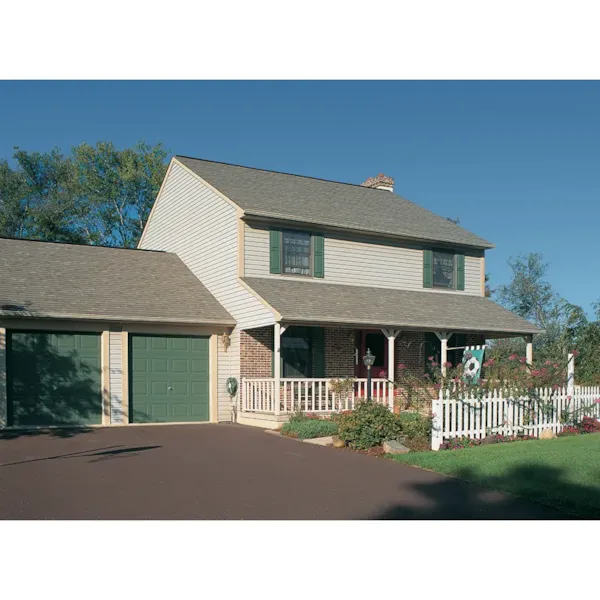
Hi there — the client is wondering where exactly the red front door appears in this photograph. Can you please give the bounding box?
[355,330,388,379]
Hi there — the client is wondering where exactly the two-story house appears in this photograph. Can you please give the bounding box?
[139,156,540,428]
[0,155,540,431]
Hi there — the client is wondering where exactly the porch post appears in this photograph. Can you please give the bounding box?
[435,331,450,377]
[524,335,533,366]
[381,329,400,412]
[274,322,281,415]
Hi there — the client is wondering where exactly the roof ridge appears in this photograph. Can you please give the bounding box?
[0,235,166,253]
[175,154,389,191]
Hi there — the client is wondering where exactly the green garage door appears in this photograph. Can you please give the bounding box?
[130,334,210,423]
[7,331,102,427]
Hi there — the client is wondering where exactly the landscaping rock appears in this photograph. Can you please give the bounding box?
[382,439,410,454]
[540,428,556,440]
[303,436,334,446]
[332,436,346,448]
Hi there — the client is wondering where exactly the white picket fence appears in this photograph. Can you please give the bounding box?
[431,386,600,450]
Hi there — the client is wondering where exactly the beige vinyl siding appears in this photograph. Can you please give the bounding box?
[140,162,274,329]
[217,326,239,421]
[244,223,484,296]
[464,255,482,296]
[140,162,273,420]
[109,330,124,424]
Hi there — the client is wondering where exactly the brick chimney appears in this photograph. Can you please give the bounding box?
[361,173,394,192]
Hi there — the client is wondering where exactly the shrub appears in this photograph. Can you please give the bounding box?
[579,416,600,433]
[336,400,402,450]
[440,433,536,450]
[281,418,338,440]
[398,412,432,441]
[557,417,600,437]
[440,436,480,450]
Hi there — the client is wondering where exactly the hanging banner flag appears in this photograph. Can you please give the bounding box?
[462,347,485,384]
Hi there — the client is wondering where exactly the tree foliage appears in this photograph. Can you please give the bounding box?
[0,141,168,248]
[492,252,600,384]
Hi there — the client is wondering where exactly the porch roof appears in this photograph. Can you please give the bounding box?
[242,277,542,336]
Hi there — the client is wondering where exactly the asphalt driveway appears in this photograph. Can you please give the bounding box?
[0,424,563,519]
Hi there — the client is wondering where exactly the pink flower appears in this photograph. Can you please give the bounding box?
[553,364,559,369]
[443,361,452,368]
[553,384,560,390]
[508,354,518,361]
[519,357,527,364]
[572,349,579,357]
[428,356,434,362]
[398,363,406,370]
[434,383,441,390]
[545,360,552,366]
[595,399,600,404]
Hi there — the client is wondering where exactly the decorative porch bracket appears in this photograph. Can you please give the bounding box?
[381,329,401,411]
[434,331,452,376]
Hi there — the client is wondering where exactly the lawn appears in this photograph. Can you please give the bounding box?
[391,433,600,518]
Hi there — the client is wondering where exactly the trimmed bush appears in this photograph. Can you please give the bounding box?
[336,400,402,450]
[398,412,432,440]
[281,418,338,440]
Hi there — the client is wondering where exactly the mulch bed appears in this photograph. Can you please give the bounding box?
[336,445,387,458]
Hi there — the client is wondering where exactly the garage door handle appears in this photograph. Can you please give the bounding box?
[168,386,173,391]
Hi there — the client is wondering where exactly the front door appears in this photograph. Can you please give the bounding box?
[355,330,388,379]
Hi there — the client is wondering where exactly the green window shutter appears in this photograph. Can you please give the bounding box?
[313,234,325,278]
[423,249,433,288]
[456,254,465,290]
[312,327,325,377]
[269,230,281,274]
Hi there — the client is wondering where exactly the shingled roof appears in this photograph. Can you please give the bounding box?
[243,277,541,336]
[176,156,494,250]
[0,237,234,325]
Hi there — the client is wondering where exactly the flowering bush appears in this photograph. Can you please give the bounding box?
[440,433,536,450]
[558,416,600,437]
[579,416,600,433]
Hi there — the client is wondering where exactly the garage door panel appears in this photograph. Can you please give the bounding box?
[130,334,210,423]
[151,358,168,372]
[151,337,168,351]
[7,331,102,427]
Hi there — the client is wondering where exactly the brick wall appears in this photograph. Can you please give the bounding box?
[239,326,487,381]
[394,331,427,378]
[324,328,355,377]
[240,326,273,378]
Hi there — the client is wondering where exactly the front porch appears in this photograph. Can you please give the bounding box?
[238,323,535,421]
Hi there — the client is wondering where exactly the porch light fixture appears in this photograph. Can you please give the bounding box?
[362,348,376,400]
[221,331,231,352]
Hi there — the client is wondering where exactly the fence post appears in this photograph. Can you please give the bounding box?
[431,389,443,451]
[567,352,575,399]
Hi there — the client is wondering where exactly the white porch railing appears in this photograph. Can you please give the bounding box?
[240,377,391,414]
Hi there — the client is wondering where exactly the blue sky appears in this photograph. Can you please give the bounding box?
[1,81,598,313]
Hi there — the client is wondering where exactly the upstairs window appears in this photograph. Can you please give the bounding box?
[432,251,455,289]
[282,230,312,276]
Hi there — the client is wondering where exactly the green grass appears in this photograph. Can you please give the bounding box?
[280,418,338,440]
[390,434,600,518]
